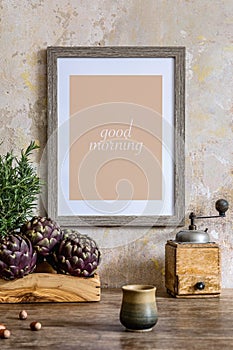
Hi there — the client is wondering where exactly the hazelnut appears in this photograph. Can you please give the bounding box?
[0,329,11,339]
[30,321,42,331]
[19,310,28,320]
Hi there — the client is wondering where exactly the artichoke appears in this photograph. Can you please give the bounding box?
[52,229,101,277]
[0,233,37,280]
[21,216,63,257]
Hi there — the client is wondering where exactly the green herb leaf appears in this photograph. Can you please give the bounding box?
[0,141,42,237]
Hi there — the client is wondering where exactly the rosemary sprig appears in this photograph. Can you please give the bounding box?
[0,141,42,237]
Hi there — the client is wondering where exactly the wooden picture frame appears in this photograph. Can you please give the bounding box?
[47,46,185,227]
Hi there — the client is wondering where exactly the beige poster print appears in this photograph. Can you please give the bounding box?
[69,75,162,201]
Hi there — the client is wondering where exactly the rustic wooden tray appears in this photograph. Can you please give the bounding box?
[0,272,101,303]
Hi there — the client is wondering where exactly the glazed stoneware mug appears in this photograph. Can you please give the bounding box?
[119,284,158,332]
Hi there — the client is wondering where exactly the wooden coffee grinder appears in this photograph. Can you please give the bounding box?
[165,199,229,298]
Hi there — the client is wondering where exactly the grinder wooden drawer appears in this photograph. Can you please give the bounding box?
[177,274,221,296]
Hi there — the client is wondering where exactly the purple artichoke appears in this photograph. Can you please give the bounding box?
[20,216,63,257]
[0,233,37,280]
[52,229,101,277]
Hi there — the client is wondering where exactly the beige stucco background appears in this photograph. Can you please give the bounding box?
[1,0,232,291]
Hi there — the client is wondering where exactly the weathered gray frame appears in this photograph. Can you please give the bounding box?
[47,46,185,227]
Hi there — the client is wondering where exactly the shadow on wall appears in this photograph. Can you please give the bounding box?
[37,49,49,217]
[99,250,165,293]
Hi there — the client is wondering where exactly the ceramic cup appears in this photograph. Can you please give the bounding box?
[119,284,158,332]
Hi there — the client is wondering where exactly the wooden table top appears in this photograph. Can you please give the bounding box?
[0,289,233,349]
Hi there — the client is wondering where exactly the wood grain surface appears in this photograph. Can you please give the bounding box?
[0,273,100,303]
[165,241,221,297]
[0,289,233,349]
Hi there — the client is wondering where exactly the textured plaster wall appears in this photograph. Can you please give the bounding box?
[1,0,233,291]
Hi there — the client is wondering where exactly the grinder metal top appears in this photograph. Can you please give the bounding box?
[175,199,229,243]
